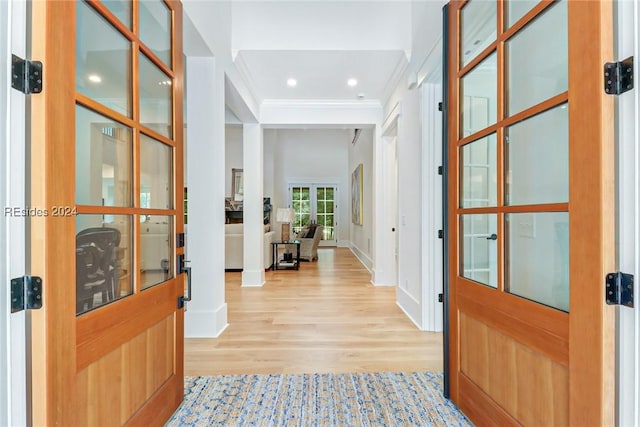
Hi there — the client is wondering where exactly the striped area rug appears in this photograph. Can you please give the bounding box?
[166,372,472,426]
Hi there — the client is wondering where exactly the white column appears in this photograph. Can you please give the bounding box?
[184,56,227,337]
[241,123,265,286]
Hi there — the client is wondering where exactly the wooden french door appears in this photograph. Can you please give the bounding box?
[29,1,185,425]
[447,1,614,425]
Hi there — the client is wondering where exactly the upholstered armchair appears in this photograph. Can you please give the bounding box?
[292,225,324,261]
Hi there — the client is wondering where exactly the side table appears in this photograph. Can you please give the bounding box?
[271,240,300,270]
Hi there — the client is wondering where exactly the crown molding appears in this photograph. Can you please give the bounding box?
[381,52,410,107]
[232,52,262,106]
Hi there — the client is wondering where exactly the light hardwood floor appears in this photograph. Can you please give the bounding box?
[184,247,443,375]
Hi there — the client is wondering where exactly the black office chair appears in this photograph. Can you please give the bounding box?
[75,227,121,314]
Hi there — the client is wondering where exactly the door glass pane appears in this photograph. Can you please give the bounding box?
[461,52,497,137]
[102,0,131,29]
[140,134,172,209]
[461,214,498,288]
[461,133,497,208]
[76,215,132,315]
[316,186,336,241]
[140,216,173,290]
[292,186,311,233]
[460,0,496,67]
[76,0,131,116]
[506,0,567,116]
[76,105,132,207]
[506,104,568,205]
[506,212,569,311]
[139,53,173,138]
[139,0,172,67]
[506,0,538,28]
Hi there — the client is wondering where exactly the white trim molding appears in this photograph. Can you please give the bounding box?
[396,287,421,329]
[184,303,229,338]
[350,243,373,273]
[420,83,443,332]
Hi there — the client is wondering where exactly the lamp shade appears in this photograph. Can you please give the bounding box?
[276,208,295,223]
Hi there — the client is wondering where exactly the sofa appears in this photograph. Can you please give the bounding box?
[225,224,274,270]
[291,225,324,261]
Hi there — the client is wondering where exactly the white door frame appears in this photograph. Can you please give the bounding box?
[616,0,639,425]
[1,0,11,422]
[2,0,28,425]
[381,104,399,289]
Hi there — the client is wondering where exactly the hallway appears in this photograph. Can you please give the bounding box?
[185,248,443,376]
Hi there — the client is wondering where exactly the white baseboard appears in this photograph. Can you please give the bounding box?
[349,243,373,272]
[242,269,265,287]
[185,303,228,337]
[396,286,423,330]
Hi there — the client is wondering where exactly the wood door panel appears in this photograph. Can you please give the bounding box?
[30,1,185,424]
[458,289,569,365]
[447,1,613,424]
[458,374,518,427]
[459,313,569,426]
[76,315,175,426]
[76,280,179,371]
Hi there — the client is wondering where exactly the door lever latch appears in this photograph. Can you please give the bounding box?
[177,254,192,309]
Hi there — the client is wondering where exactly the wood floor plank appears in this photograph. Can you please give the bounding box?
[184,248,443,375]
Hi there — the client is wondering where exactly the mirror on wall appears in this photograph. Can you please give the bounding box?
[232,168,243,201]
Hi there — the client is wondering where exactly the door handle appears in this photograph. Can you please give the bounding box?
[485,233,498,241]
[177,254,192,304]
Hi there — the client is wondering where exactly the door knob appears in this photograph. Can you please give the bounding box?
[485,233,498,241]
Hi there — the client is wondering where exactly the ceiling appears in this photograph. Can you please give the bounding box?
[235,50,408,101]
[184,1,445,108]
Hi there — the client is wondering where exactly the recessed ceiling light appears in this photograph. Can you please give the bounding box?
[287,78,297,87]
[88,74,102,83]
[347,78,358,87]
[158,80,172,86]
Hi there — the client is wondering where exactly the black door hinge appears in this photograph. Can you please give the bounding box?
[12,54,43,95]
[604,56,634,95]
[11,276,43,313]
[438,293,444,303]
[437,166,443,175]
[605,272,634,307]
[438,102,443,111]
[438,229,444,239]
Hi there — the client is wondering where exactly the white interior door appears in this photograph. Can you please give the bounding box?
[616,0,639,425]
[1,0,28,425]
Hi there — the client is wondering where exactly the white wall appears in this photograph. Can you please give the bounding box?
[265,129,350,243]
[348,128,374,269]
[381,2,445,330]
[231,2,412,54]
[183,2,259,118]
[225,124,243,198]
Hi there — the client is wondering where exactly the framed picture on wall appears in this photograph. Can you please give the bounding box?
[351,163,363,225]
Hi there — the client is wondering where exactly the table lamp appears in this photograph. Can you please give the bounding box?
[276,208,295,242]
